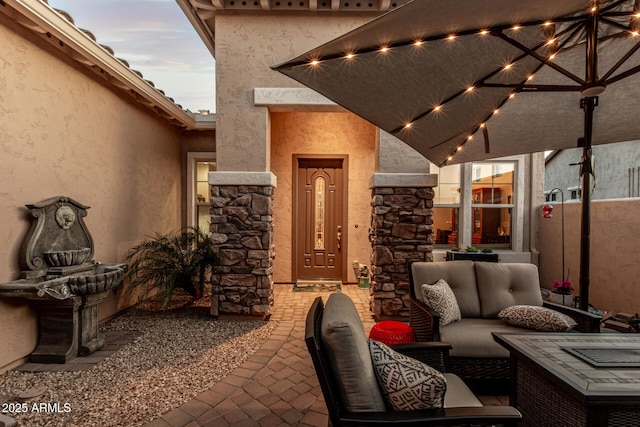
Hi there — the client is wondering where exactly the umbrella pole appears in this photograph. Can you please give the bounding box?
[579,97,596,312]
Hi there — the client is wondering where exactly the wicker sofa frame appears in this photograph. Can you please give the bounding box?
[409,261,601,388]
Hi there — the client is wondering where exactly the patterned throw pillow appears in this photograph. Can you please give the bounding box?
[421,279,461,327]
[368,339,447,411]
[498,305,577,332]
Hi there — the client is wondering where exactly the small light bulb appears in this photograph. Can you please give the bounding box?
[632,30,640,37]
[549,53,557,60]
[309,59,320,66]
[479,29,489,36]
[467,135,473,141]
[457,146,462,151]
[509,92,516,99]
[414,40,424,46]
[543,21,553,27]
[447,34,457,41]
[493,108,500,115]
[433,105,442,112]
[344,53,355,59]
[511,24,521,31]
[404,122,413,129]
[527,74,534,81]
[448,156,453,161]
[479,122,486,128]
[466,86,475,93]
[503,63,513,71]
[546,38,556,45]
[379,46,390,53]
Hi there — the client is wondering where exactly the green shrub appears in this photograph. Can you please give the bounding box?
[123,227,218,309]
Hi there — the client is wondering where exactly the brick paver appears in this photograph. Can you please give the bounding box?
[145,284,372,426]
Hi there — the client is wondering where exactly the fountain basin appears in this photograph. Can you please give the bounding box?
[0,262,128,363]
[44,247,91,267]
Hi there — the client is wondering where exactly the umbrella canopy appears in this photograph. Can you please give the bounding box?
[274,0,640,165]
[273,0,640,310]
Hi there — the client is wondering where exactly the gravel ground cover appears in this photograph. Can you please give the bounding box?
[0,298,277,427]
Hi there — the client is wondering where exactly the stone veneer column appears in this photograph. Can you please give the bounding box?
[370,173,438,319]
[208,172,276,319]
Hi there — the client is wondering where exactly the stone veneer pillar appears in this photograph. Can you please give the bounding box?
[208,172,276,319]
[370,173,438,319]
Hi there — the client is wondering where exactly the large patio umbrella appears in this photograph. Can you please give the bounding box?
[273,0,640,311]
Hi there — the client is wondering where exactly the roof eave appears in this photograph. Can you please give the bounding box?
[3,0,212,130]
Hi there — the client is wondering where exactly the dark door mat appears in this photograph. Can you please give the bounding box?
[293,282,342,292]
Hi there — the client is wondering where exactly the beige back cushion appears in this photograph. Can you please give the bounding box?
[411,261,481,318]
[321,293,386,412]
[475,262,543,318]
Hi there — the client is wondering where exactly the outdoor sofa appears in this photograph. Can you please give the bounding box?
[409,261,601,387]
[305,292,521,426]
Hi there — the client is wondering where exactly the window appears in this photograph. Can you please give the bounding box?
[433,160,517,251]
[433,164,461,248]
[568,186,581,201]
[187,153,216,234]
[471,162,514,250]
[314,176,326,250]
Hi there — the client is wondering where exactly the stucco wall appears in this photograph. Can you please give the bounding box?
[270,112,376,283]
[546,141,640,199]
[215,12,376,172]
[538,198,640,314]
[0,15,183,371]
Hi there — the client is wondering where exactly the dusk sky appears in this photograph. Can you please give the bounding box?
[47,0,216,113]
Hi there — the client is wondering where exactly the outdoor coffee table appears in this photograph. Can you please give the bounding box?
[493,333,640,427]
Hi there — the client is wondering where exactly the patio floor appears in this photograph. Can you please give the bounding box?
[12,284,506,426]
[143,284,370,427]
[141,284,506,427]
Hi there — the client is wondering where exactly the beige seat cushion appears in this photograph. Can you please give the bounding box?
[412,261,481,318]
[321,293,386,412]
[475,262,543,318]
[443,373,483,408]
[440,318,530,358]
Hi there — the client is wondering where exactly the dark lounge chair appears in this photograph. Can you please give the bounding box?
[305,293,521,426]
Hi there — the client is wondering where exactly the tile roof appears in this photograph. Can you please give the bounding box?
[1,0,214,130]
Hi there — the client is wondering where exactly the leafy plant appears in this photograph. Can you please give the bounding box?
[465,246,478,252]
[552,279,574,295]
[123,227,218,309]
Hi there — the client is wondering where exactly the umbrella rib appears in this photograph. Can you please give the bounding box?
[600,15,635,32]
[605,62,640,84]
[275,15,588,69]
[493,30,587,86]
[391,31,567,134]
[479,83,581,92]
[602,38,640,80]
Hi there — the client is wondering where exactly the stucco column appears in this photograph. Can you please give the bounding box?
[208,172,276,319]
[370,173,438,319]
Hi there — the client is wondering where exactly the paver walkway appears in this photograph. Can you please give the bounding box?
[144,284,373,427]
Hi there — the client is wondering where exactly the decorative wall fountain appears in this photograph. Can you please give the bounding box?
[0,196,127,363]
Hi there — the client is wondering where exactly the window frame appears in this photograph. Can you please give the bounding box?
[432,156,524,252]
[187,152,217,234]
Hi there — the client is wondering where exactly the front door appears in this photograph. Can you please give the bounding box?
[293,156,346,281]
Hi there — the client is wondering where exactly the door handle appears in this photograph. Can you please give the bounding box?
[336,226,342,251]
